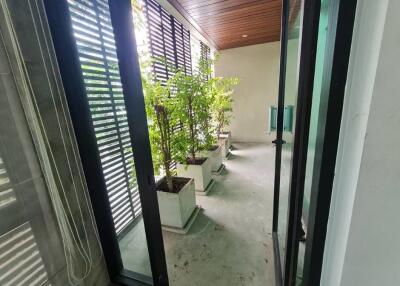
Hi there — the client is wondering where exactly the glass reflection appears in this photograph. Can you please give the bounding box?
[296,0,330,284]
[114,0,153,277]
[0,157,16,210]
[0,223,49,286]
[277,0,303,272]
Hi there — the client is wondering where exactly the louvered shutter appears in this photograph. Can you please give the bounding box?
[200,40,211,64]
[200,40,211,80]
[173,18,192,76]
[143,0,192,170]
[67,0,140,234]
[144,0,192,79]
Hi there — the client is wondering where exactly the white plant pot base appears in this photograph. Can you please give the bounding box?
[218,137,230,158]
[195,178,216,196]
[209,146,223,172]
[212,163,225,175]
[161,206,201,234]
[157,177,196,229]
[199,145,223,173]
[177,157,212,192]
[220,131,232,148]
[223,151,232,161]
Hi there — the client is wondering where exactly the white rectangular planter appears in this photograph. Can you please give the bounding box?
[220,131,232,148]
[218,137,230,158]
[156,177,196,229]
[177,157,212,192]
[199,145,223,172]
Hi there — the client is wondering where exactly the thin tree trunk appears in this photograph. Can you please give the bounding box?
[217,111,222,139]
[165,164,173,192]
[188,96,196,163]
[155,104,174,192]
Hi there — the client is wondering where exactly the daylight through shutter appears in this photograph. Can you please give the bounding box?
[200,40,211,80]
[67,0,140,235]
[144,0,192,80]
[143,0,192,169]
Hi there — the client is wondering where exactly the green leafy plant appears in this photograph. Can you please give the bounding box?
[172,59,213,164]
[142,72,181,192]
[210,76,239,138]
[195,56,239,141]
[172,72,200,163]
[198,58,217,151]
[143,53,238,184]
[171,57,238,163]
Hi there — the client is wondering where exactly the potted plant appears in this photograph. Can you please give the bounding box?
[143,73,197,230]
[172,68,213,193]
[210,76,239,157]
[194,58,224,174]
[198,99,223,174]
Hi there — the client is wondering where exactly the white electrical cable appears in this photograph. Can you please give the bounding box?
[1,6,88,285]
[32,0,103,254]
[29,0,103,269]
[0,0,103,285]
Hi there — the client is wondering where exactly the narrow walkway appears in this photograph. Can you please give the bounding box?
[121,143,276,286]
[164,143,276,286]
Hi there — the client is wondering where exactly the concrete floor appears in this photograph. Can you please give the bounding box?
[120,143,276,286]
[277,144,292,268]
[274,145,306,286]
[296,242,305,285]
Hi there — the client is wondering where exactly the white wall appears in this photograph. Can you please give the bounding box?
[321,0,400,285]
[215,42,280,143]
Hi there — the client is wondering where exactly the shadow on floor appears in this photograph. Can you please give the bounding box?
[120,143,277,286]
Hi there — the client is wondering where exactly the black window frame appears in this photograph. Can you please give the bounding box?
[272,0,358,285]
[43,0,169,285]
[65,0,141,237]
[143,0,192,81]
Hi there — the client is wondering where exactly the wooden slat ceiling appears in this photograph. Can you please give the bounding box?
[167,0,282,50]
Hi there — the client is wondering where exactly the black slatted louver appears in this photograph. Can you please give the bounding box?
[143,0,192,170]
[173,18,192,76]
[144,0,192,80]
[200,40,211,64]
[200,40,211,80]
[67,0,140,235]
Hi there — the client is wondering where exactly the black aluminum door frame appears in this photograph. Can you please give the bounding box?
[43,0,169,285]
[272,0,322,285]
[272,0,289,284]
[302,0,358,284]
[272,0,358,285]
[283,0,321,284]
[109,1,169,285]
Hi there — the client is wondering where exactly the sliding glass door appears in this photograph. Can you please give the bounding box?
[44,0,168,285]
[273,0,358,285]
[276,0,303,272]
[296,1,330,284]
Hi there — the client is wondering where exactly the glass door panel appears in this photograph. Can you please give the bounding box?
[296,0,330,284]
[66,0,153,277]
[274,0,356,285]
[277,0,304,271]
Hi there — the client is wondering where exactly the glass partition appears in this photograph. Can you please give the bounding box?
[296,0,330,284]
[273,0,357,284]
[0,2,106,283]
[277,0,303,271]
[66,0,153,277]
